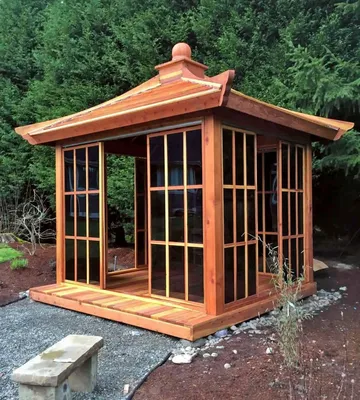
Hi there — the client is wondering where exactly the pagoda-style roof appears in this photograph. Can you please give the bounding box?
[16,43,354,145]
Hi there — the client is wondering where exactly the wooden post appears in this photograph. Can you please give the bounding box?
[203,115,224,315]
[304,144,314,283]
[55,145,64,284]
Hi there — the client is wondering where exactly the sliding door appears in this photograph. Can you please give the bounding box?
[222,126,257,305]
[147,127,204,303]
[279,142,306,279]
[63,143,105,287]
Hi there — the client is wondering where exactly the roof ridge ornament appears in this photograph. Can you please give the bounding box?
[155,42,208,83]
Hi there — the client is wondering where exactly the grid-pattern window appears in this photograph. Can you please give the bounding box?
[148,128,204,303]
[257,150,278,273]
[64,144,102,285]
[280,143,305,279]
[222,127,257,304]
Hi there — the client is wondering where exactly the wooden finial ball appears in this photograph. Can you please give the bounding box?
[172,43,191,60]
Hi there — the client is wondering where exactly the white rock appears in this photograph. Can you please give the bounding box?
[230,325,238,331]
[339,286,347,292]
[124,384,130,394]
[215,329,228,338]
[224,363,231,369]
[216,346,224,349]
[211,352,218,358]
[232,350,238,354]
[266,347,274,355]
[172,354,195,364]
[203,353,211,358]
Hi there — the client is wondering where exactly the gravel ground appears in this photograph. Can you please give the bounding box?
[0,299,177,400]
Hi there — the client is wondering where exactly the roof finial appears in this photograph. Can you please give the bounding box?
[172,43,191,60]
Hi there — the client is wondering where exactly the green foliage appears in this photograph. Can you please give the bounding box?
[0,0,358,237]
[10,258,28,270]
[0,245,23,263]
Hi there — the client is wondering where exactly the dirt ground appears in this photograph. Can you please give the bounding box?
[1,243,359,399]
[134,266,360,400]
[0,243,56,306]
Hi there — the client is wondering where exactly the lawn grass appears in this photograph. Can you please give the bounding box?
[0,244,23,263]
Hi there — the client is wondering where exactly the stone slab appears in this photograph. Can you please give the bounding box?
[12,335,103,387]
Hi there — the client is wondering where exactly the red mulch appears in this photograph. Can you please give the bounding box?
[134,267,360,400]
[0,243,56,306]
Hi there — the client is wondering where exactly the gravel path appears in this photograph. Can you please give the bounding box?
[0,299,177,399]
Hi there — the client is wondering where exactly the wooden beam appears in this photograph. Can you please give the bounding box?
[304,144,314,283]
[55,146,64,284]
[203,115,224,315]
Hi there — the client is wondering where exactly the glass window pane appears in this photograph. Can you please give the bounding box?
[248,244,257,296]
[290,238,297,280]
[65,239,74,280]
[168,190,184,242]
[169,246,185,300]
[89,241,100,284]
[65,195,74,236]
[264,151,277,192]
[151,244,166,296]
[297,147,304,189]
[282,144,288,189]
[282,192,289,236]
[224,189,233,244]
[136,231,146,266]
[298,193,304,234]
[89,194,99,237]
[235,132,244,185]
[76,194,86,237]
[136,158,146,194]
[223,129,233,185]
[88,146,99,190]
[188,189,203,243]
[77,240,87,282]
[150,136,164,187]
[236,245,245,300]
[258,235,265,273]
[291,192,296,236]
[247,190,256,239]
[258,194,263,233]
[136,195,145,230]
[257,153,263,191]
[224,247,234,304]
[151,191,165,241]
[265,193,277,233]
[246,135,255,186]
[64,150,74,192]
[76,148,86,191]
[264,235,278,273]
[282,239,289,281]
[299,237,304,277]
[290,146,296,189]
[188,248,204,303]
[236,190,245,242]
[167,133,183,186]
[186,130,202,185]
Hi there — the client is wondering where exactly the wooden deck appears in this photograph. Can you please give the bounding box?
[30,271,316,340]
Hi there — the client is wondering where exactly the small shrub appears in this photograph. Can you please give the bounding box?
[0,245,23,263]
[10,258,28,270]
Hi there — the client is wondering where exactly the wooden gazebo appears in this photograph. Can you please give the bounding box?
[16,43,354,340]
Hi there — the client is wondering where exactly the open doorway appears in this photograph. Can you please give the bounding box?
[103,136,148,291]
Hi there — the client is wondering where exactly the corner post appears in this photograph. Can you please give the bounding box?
[55,145,64,284]
[305,144,314,283]
[203,115,224,315]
